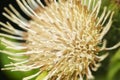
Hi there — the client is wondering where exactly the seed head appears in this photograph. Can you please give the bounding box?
[0,0,120,80]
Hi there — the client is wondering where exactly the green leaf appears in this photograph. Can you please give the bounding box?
[35,71,48,80]
[107,49,120,80]
[111,49,120,63]
[0,40,6,50]
[107,61,120,80]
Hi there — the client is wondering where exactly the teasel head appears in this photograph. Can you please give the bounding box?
[0,0,120,80]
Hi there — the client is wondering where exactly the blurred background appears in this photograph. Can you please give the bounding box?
[0,0,120,80]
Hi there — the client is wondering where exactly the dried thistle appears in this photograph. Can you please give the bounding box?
[0,0,120,80]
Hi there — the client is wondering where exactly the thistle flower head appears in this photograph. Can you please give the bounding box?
[0,0,120,80]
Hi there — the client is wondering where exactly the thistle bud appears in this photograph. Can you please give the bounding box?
[0,0,120,80]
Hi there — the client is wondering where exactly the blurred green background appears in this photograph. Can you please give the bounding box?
[0,0,120,80]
